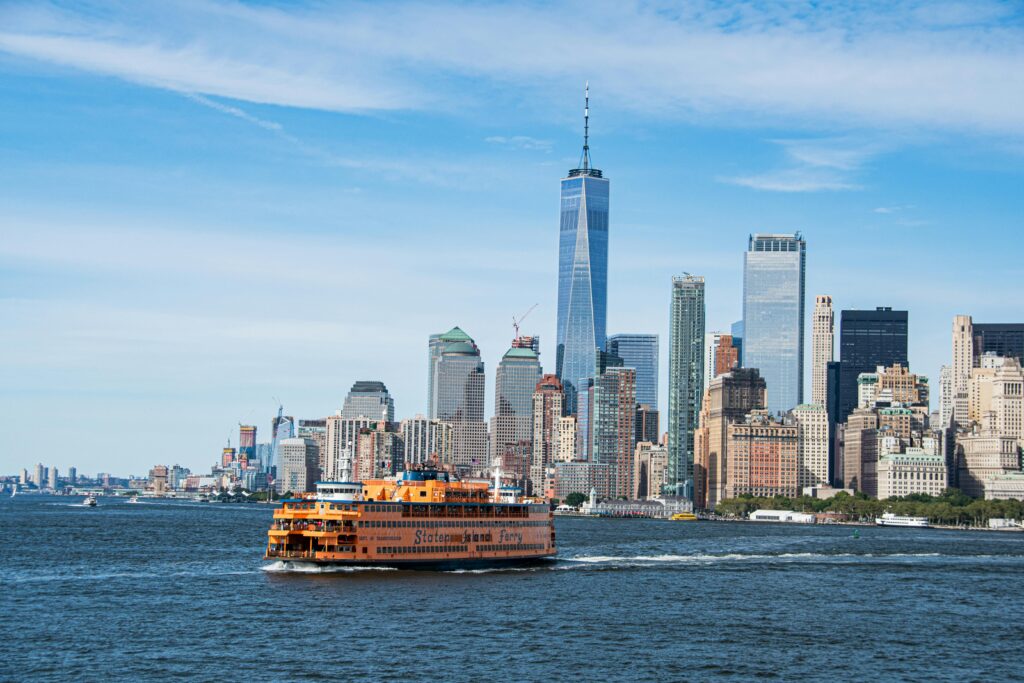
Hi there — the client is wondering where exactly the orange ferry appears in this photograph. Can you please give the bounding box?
[265,467,556,570]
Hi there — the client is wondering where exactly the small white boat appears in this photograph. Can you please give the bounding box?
[127,496,141,504]
[83,494,98,507]
[875,512,929,528]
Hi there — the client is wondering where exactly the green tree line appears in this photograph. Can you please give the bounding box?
[714,489,1024,526]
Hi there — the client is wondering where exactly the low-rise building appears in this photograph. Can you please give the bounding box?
[148,465,169,494]
[725,410,798,500]
[876,450,947,499]
[793,404,829,490]
[278,437,320,494]
[554,461,614,501]
[556,416,577,462]
[633,441,668,499]
[984,472,1024,500]
[957,425,1020,498]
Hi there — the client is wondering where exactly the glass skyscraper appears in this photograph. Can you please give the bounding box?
[341,380,395,422]
[742,233,806,416]
[428,326,487,469]
[837,307,908,423]
[556,88,609,420]
[607,333,659,409]
[491,344,542,481]
[667,275,705,496]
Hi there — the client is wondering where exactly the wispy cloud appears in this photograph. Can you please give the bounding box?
[720,137,883,192]
[485,136,552,152]
[182,92,281,131]
[180,91,487,188]
[873,204,914,214]
[1,1,1022,135]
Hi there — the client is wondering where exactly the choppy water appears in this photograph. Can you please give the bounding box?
[4,495,1023,681]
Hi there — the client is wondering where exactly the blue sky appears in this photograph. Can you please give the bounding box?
[2,1,1023,475]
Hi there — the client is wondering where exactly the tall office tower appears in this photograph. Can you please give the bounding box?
[968,360,997,425]
[67,467,77,485]
[342,381,395,422]
[239,425,257,450]
[491,343,542,484]
[668,275,706,496]
[238,424,257,466]
[607,334,659,408]
[972,323,1024,365]
[255,443,273,473]
[325,413,373,480]
[704,332,741,394]
[825,360,843,485]
[355,421,404,480]
[399,415,454,465]
[811,295,834,406]
[556,85,609,417]
[557,416,577,462]
[725,411,799,499]
[576,350,622,462]
[277,437,319,494]
[297,419,328,474]
[952,315,974,424]
[730,320,744,367]
[715,336,739,378]
[426,332,446,418]
[47,466,58,490]
[429,327,487,469]
[591,364,637,499]
[693,368,766,509]
[991,357,1024,449]
[633,441,669,499]
[742,233,806,415]
[858,363,930,411]
[635,404,659,444]
[837,307,909,423]
[792,404,830,490]
[530,374,564,496]
[20,469,28,485]
[703,331,724,395]
[428,327,473,417]
[842,408,879,493]
[272,415,295,441]
[939,365,953,427]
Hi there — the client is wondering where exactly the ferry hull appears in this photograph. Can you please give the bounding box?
[269,554,556,572]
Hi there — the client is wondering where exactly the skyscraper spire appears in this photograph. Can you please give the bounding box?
[581,81,591,171]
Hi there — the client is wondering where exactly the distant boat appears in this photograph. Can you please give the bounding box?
[83,494,98,507]
[875,512,929,528]
[669,512,698,521]
[127,496,141,504]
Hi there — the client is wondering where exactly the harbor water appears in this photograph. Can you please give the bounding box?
[3,495,1023,681]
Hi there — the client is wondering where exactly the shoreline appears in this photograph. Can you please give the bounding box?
[555,511,1024,532]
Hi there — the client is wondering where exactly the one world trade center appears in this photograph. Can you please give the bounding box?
[556,84,609,427]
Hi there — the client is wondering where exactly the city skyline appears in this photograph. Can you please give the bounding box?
[3,2,1024,474]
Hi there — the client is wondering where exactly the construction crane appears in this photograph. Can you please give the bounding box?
[512,303,538,339]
